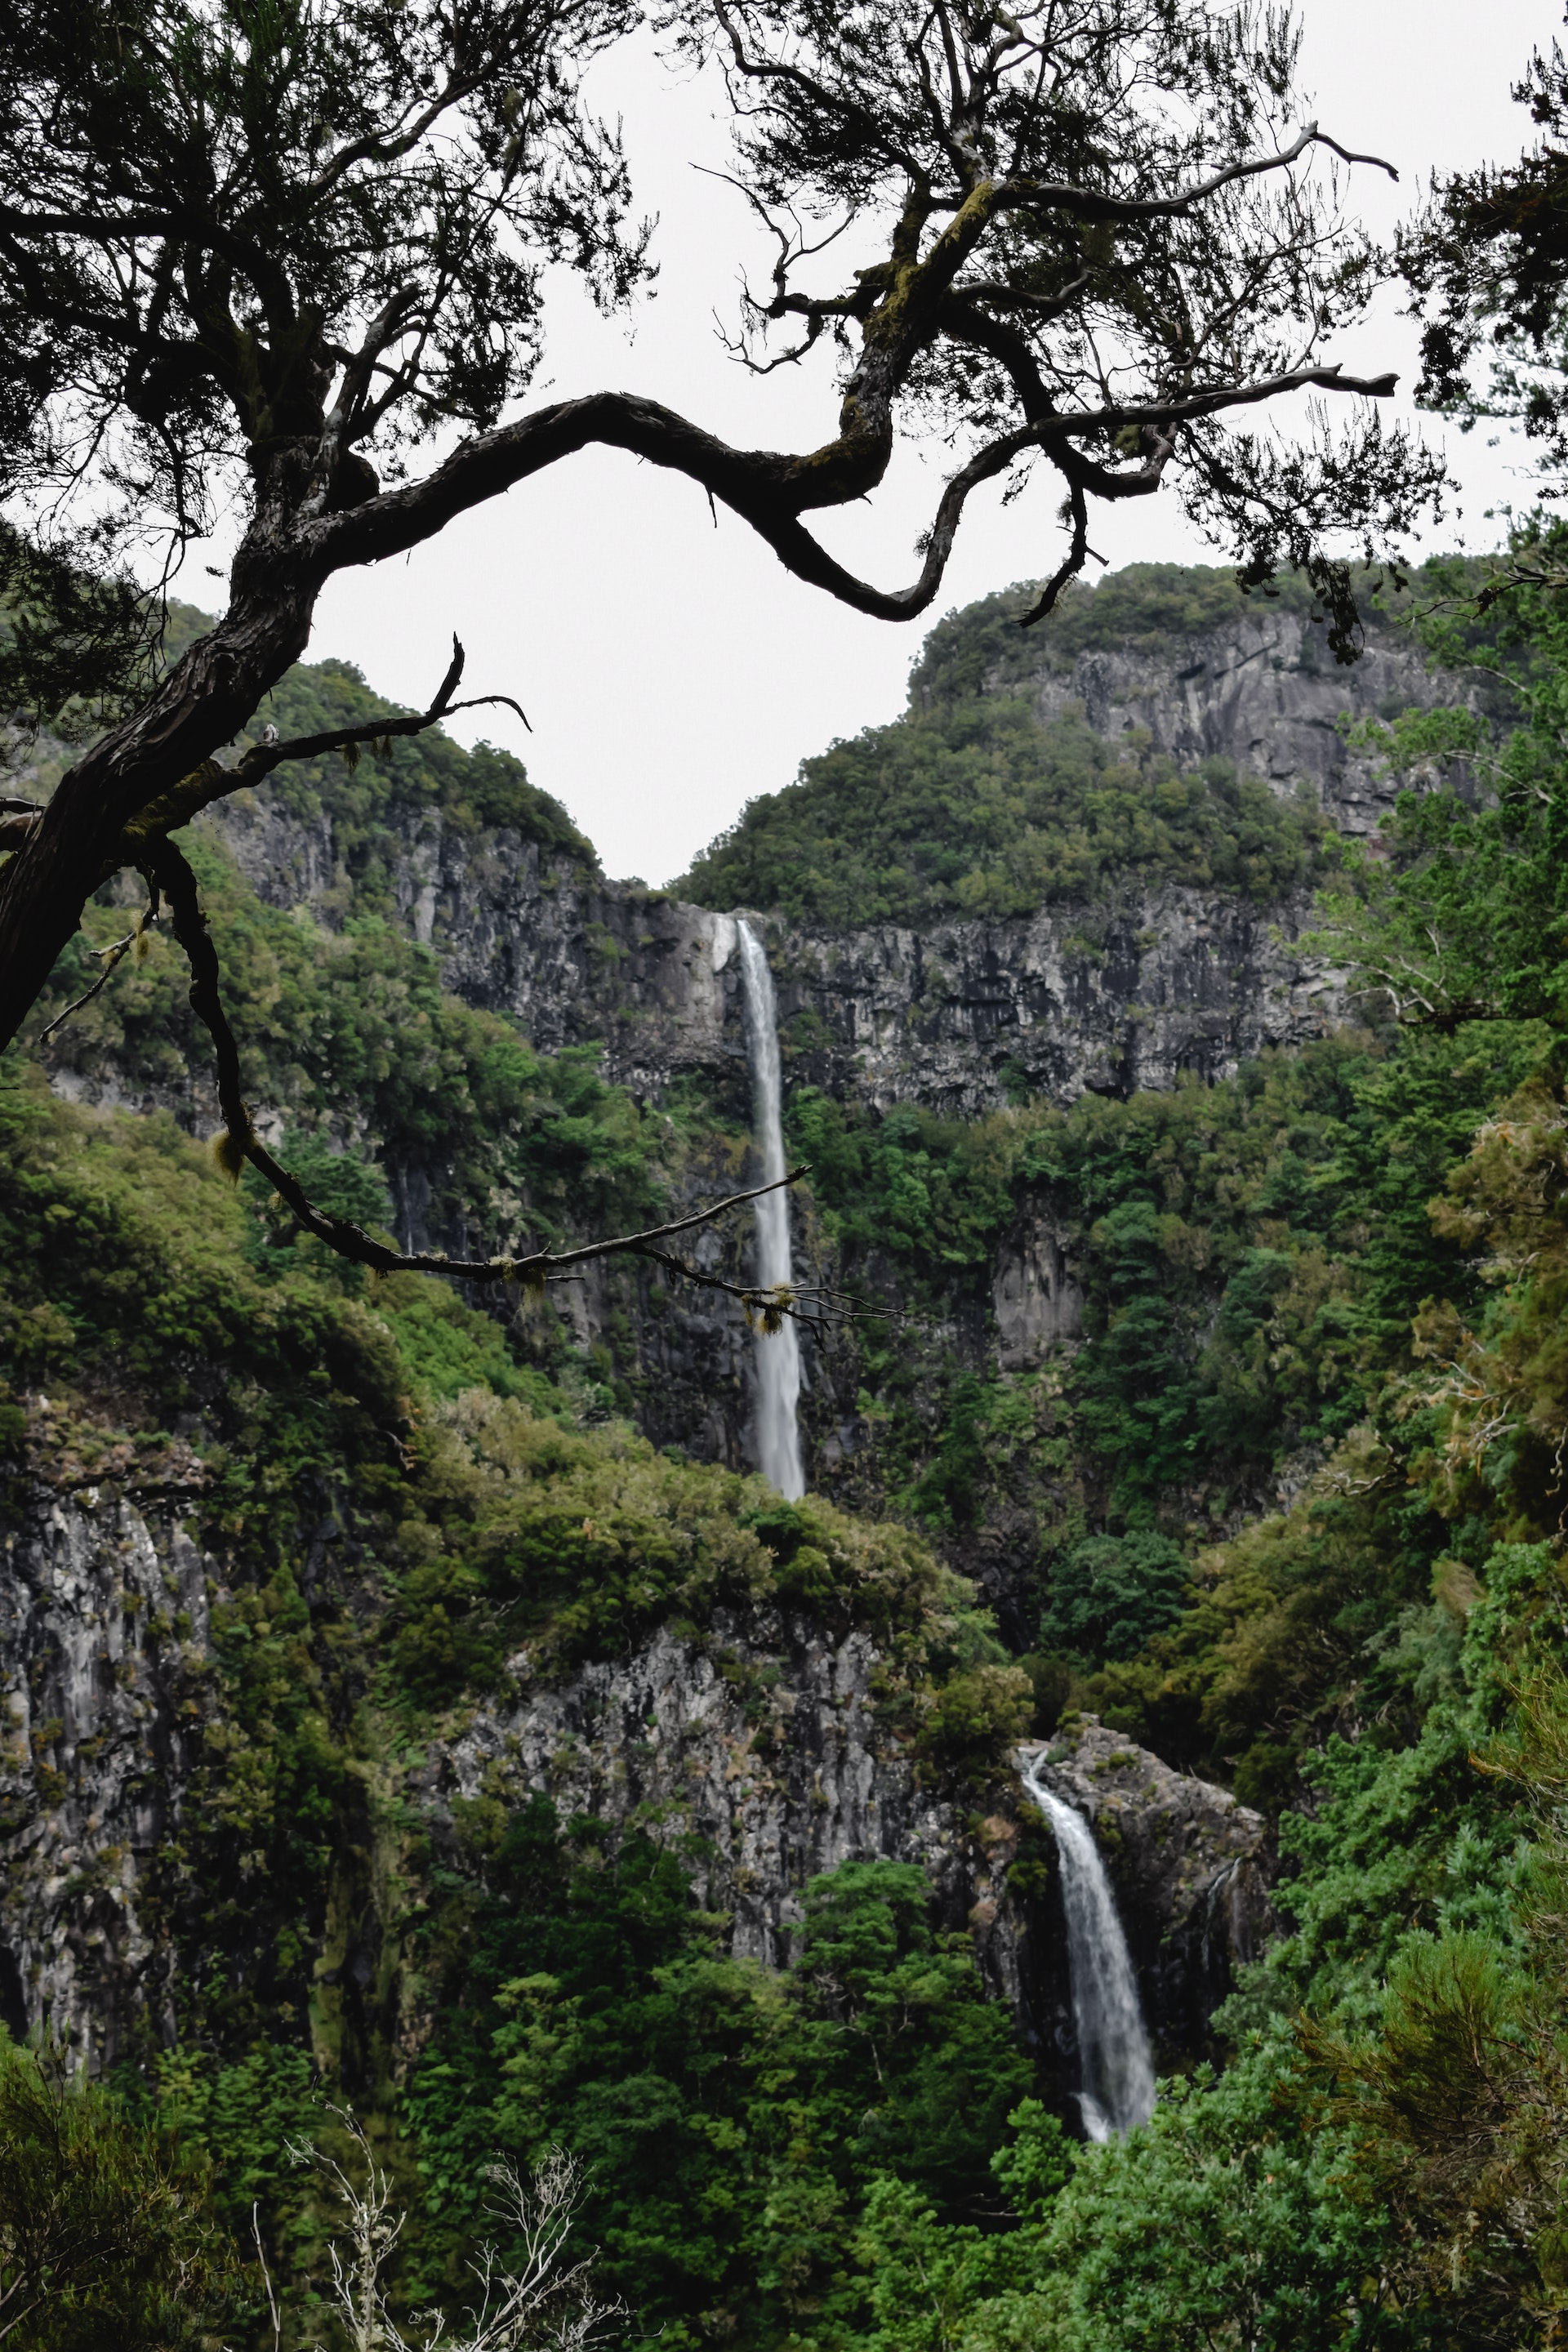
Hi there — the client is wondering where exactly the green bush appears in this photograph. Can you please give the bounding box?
[916,1663,1034,1777]
[0,2042,235,2350]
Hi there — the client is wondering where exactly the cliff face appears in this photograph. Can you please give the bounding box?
[165,597,1475,1598]
[1014,599,1492,839]
[0,1469,1265,2101]
[206,595,1490,1131]
[0,1484,210,2066]
[213,800,1334,1126]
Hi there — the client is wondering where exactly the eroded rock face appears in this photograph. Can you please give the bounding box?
[992,1213,1084,1370]
[1016,1715,1272,2063]
[0,1486,212,2067]
[202,595,1490,1125]
[1018,603,1496,838]
[422,1619,984,1968]
[0,1477,1022,2065]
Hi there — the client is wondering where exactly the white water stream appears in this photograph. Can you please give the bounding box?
[1020,1753,1156,2140]
[737,920,805,1499]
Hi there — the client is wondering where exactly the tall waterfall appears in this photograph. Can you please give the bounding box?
[1021,1753,1156,2140]
[737,920,805,1499]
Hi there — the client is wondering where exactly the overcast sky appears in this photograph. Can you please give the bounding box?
[297,0,1561,886]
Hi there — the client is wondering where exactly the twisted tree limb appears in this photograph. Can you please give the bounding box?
[145,835,852,1334]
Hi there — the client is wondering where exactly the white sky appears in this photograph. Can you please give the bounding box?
[297,0,1561,886]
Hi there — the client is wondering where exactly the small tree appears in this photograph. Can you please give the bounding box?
[273,2115,622,2352]
[0,2040,232,2350]
[0,0,1441,1287]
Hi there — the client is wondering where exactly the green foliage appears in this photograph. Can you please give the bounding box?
[1037,1533,1189,1664]
[682,694,1326,929]
[388,1400,950,1699]
[790,1096,1018,1281]
[0,520,158,773]
[37,830,657,1257]
[238,646,597,899]
[915,1664,1033,1779]
[904,565,1325,709]
[0,2040,235,2349]
[1316,528,1568,1031]
[405,1826,1034,2352]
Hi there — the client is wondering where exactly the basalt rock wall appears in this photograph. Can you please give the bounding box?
[212,801,1336,1124]
[0,1470,1267,2094]
[186,607,1450,1565]
[1012,601,1496,839]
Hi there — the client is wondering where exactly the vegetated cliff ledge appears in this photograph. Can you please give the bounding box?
[210,788,1343,1123]
[203,568,1494,1124]
[0,1467,1265,2098]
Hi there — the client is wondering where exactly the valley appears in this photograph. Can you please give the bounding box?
[2,557,1562,2347]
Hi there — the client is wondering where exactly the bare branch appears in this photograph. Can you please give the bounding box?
[38,889,159,1043]
[145,834,847,1325]
[116,635,528,858]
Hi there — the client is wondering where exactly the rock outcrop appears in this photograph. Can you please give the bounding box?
[0,1472,1003,2068]
[194,593,1505,1140]
[0,1475,1273,2087]
[994,597,1500,839]
[425,1619,978,1969]
[1016,1715,1272,2065]
[0,1485,212,2067]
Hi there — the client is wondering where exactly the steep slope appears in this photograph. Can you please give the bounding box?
[7,557,1568,2345]
[678,563,1503,927]
[20,562,1516,1642]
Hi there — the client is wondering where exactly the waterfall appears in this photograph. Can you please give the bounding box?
[1021,1753,1156,2140]
[736,920,804,1500]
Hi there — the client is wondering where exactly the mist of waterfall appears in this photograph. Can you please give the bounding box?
[1021,1753,1156,2140]
[737,920,805,1500]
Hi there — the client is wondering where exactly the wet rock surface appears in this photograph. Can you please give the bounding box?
[1016,1714,1273,2066]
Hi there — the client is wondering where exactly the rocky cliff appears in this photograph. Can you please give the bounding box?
[201,584,1495,1134]
[47,577,1482,1619]
[1016,595,1494,840]
[12,570,1489,2103]
[0,1469,1266,2105]
[214,784,1343,1120]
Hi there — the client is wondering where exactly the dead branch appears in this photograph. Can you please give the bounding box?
[37,885,159,1042]
[114,635,523,866]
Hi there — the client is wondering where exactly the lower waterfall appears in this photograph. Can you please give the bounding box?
[737,919,805,1499]
[1021,1753,1156,2140]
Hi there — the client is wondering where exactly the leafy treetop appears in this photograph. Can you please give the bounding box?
[0,0,1441,1290]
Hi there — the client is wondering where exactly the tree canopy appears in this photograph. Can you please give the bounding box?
[0,0,1441,1289]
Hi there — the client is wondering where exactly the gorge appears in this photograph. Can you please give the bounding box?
[0,556,1552,2346]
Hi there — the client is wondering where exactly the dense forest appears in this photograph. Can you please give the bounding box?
[5,536,1568,2347]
